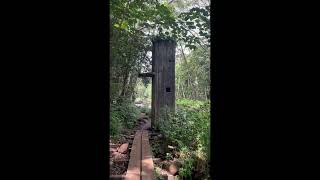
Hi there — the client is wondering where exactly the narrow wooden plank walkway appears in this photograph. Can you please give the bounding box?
[141,130,154,180]
[125,130,155,180]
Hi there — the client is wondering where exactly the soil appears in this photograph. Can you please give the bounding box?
[109,113,151,176]
[109,134,131,175]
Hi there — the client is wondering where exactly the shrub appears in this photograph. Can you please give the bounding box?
[176,98,207,109]
[110,110,122,137]
[110,99,140,137]
[158,99,210,179]
[138,105,151,116]
[140,106,148,113]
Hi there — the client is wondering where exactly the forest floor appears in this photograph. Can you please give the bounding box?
[109,112,182,179]
[109,130,132,175]
[109,112,151,176]
[149,130,182,180]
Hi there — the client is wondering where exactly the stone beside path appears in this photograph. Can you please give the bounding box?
[117,143,129,154]
[110,113,173,179]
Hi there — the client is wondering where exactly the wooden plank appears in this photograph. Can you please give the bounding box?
[141,130,155,180]
[125,130,142,180]
[138,72,155,77]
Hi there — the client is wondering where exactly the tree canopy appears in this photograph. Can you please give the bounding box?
[110,0,210,102]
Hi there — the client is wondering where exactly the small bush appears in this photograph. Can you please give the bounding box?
[110,110,122,136]
[140,106,148,113]
[110,99,140,137]
[158,99,210,179]
[142,107,152,115]
[176,98,207,109]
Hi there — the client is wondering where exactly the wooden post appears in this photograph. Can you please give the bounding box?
[151,39,176,129]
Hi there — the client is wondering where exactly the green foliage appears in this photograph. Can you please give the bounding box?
[176,46,210,100]
[165,152,174,160]
[155,167,165,180]
[158,99,210,178]
[160,101,210,149]
[110,0,211,103]
[176,98,207,109]
[110,0,210,50]
[135,79,150,100]
[110,99,140,137]
[110,1,211,177]
[140,106,151,114]
[135,79,152,109]
[178,151,195,178]
[110,110,123,137]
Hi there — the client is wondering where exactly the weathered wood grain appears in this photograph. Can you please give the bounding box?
[141,130,155,180]
[151,40,176,128]
[124,130,142,180]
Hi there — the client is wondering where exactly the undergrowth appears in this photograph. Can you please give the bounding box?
[110,98,140,137]
[139,106,151,115]
[158,99,210,179]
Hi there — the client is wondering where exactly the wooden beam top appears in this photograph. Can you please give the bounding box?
[138,72,155,78]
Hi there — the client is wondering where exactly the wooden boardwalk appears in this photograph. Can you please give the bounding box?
[110,129,180,180]
[125,130,155,180]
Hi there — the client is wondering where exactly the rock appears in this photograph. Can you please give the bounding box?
[168,164,179,175]
[160,169,171,176]
[112,152,127,161]
[117,143,129,153]
[167,175,175,180]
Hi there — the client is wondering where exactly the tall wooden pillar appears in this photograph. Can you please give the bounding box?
[151,39,176,129]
